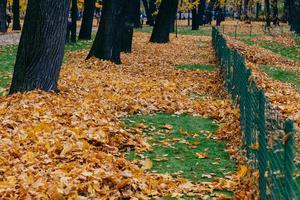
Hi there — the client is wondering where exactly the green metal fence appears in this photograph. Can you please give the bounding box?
[212,27,299,199]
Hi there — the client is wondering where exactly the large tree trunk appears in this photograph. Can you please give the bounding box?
[133,0,141,28]
[87,0,125,64]
[290,0,300,33]
[271,0,279,25]
[149,0,179,43]
[78,0,96,40]
[121,0,135,53]
[9,0,69,94]
[191,7,198,30]
[12,0,21,30]
[265,0,271,26]
[71,0,78,42]
[142,0,154,26]
[198,0,206,26]
[149,0,156,24]
[0,0,7,32]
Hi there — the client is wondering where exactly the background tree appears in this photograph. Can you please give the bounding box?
[242,0,250,20]
[71,0,78,42]
[9,0,69,94]
[78,0,96,40]
[0,0,7,32]
[12,0,21,30]
[142,0,155,26]
[133,0,141,28]
[265,0,271,26]
[87,0,125,64]
[271,0,279,25]
[150,0,179,43]
[121,0,136,53]
[198,0,206,26]
[191,6,198,30]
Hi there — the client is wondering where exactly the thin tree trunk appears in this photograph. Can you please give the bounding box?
[191,7,198,30]
[265,0,271,26]
[71,0,78,42]
[121,0,135,52]
[0,0,7,32]
[206,0,216,24]
[149,0,179,43]
[243,0,250,20]
[142,0,154,26]
[271,0,279,25]
[9,0,69,94]
[12,0,21,30]
[198,0,206,26]
[78,0,96,40]
[87,0,125,64]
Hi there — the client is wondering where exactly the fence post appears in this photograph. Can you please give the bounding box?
[284,120,295,199]
[257,90,267,200]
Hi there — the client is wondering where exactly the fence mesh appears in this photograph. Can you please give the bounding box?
[212,27,300,199]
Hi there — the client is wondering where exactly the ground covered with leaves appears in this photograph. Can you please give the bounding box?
[0,32,253,199]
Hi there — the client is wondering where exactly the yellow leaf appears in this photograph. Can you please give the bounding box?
[195,152,208,159]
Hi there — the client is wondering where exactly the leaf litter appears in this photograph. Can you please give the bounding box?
[0,32,251,199]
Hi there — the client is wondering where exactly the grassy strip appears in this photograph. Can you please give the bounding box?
[176,64,216,71]
[123,114,236,184]
[135,26,212,37]
[239,37,300,63]
[0,38,94,95]
[260,65,300,88]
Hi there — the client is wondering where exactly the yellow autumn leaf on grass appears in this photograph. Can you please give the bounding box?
[141,159,153,170]
[195,152,208,159]
[161,124,173,130]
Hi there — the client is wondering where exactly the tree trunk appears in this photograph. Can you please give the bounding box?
[271,0,279,25]
[121,0,135,53]
[243,0,250,20]
[205,0,216,24]
[71,0,78,42]
[12,0,21,30]
[191,7,198,30]
[149,0,157,24]
[133,0,141,28]
[265,0,271,26]
[9,0,69,94]
[290,0,300,33]
[0,0,7,32]
[142,0,154,26]
[198,0,206,26]
[78,0,96,40]
[87,0,125,64]
[149,0,179,43]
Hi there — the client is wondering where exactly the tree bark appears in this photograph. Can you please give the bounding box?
[0,0,7,32]
[87,0,125,64]
[78,0,96,40]
[243,0,250,20]
[9,0,69,94]
[121,0,135,53]
[149,0,156,24]
[12,0,21,30]
[271,0,279,25]
[133,0,141,28]
[71,0,78,42]
[191,7,198,30]
[205,0,216,24]
[142,0,154,26]
[150,0,179,43]
[198,0,206,26]
[265,0,271,26]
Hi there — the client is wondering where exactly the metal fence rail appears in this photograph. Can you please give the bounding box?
[212,27,299,199]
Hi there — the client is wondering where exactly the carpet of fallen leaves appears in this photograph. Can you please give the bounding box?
[0,32,254,199]
[225,35,300,168]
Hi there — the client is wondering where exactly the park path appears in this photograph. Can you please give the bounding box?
[0,27,98,46]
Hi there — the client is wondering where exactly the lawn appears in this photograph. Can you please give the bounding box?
[0,39,94,95]
[260,65,300,88]
[123,114,236,198]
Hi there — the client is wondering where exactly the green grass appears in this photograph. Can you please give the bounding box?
[239,37,300,63]
[176,64,216,71]
[260,65,300,88]
[0,38,94,95]
[135,26,212,37]
[123,114,236,183]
